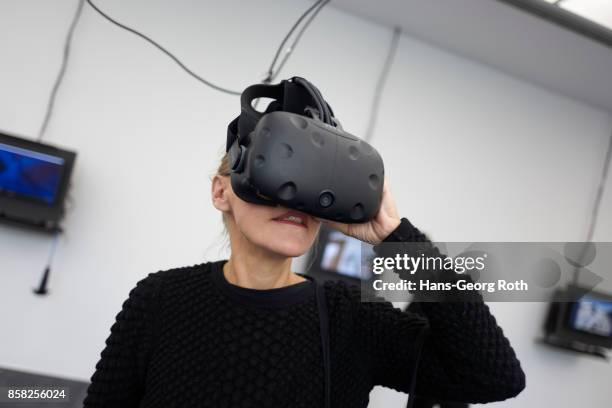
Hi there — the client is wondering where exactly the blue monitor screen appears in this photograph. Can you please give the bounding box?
[569,295,612,338]
[0,142,65,205]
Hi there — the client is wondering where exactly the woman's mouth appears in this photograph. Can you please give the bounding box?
[272,211,308,229]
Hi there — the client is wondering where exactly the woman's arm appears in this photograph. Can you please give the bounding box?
[82,272,163,407]
[366,217,526,403]
[318,180,525,403]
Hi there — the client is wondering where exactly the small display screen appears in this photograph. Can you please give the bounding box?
[0,142,65,205]
[319,230,374,280]
[569,295,612,338]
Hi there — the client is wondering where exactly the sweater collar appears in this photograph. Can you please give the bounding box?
[209,259,316,309]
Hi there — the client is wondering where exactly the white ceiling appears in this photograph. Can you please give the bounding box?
[545,0,612,30]
[331,0,612,113]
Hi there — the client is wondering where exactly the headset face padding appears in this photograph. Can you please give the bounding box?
[230,111,384,223]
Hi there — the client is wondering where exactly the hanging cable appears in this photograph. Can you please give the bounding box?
[572,126,612,284]
[364,26,401,143]
[253,0,330,111]
[33,229,62,295]
[584,129,612,244]
[264,0,330,84]
[85,0,241,95]
[37,0,85,142]
[31,1,80,294]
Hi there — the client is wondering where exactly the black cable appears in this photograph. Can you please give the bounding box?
[85,0,241,95]
[37,0,85,142]
[585,130,612,242]
[39,0,331,131]
[308,79,332,124]
[267,0,330,83]
[33,229,62,295]
[254,0,330,111]
[293,77,326,123]
[573,127,612,284]
[263,0,329,84]
[364,26,401,143]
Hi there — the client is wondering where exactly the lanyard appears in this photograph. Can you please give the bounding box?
[315,282,331,408]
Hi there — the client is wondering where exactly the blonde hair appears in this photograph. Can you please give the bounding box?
[215,151,231,231]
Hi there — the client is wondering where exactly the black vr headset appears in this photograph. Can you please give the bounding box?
[226,76,384,224]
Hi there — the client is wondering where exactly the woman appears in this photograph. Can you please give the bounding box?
[83,136,525,408]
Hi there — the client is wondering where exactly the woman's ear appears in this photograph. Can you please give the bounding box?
[211,175,232,212]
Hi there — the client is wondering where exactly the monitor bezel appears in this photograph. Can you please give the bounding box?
[0,131,76,228]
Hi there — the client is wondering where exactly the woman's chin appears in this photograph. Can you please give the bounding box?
[255,234,312,258]
[244,221,317,257]
[267,241,311,258]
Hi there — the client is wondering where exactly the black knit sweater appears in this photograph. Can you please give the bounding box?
[83,218,525,407]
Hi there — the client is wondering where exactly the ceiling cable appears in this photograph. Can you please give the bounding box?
[264,0,330,84]
[37,0,85,142]
[254,0,330,111]
[364,26,402,143]
[573,127,612,284]
[85,0,241,95]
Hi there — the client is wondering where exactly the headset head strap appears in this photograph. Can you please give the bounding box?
[226,77,335,152]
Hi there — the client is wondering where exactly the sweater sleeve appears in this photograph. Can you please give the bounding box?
[357,217,526,404]
[82,272,163,407]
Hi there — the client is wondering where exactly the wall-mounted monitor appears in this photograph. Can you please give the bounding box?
[568,293,612,340]
[542,284,612,358]
[306,224,375,285]
[0,131,76,232]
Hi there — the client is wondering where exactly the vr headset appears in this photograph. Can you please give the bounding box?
[226,76,384,224]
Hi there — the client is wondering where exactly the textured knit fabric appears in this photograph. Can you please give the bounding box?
[82,218,525,407]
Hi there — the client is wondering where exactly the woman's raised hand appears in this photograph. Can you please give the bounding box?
[314,177,401,245]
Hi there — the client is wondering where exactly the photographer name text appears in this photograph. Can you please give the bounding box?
[372,279,529,293]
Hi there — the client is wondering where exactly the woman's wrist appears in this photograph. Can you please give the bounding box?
[376,216,402,243]
[378,217,428,243]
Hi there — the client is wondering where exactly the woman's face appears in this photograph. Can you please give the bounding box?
[212,175,322,257]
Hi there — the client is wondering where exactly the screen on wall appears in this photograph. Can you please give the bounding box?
[318,228,375,281]
[0,142,65,205]
[569,295,612,338]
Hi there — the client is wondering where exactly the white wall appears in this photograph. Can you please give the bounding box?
[0,1,611,407]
